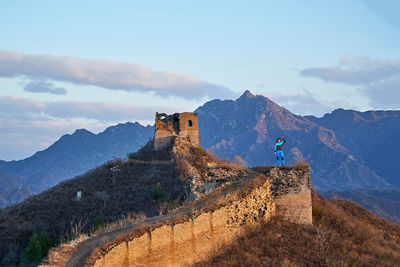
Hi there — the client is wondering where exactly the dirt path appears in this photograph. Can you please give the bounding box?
[67,212,178,267]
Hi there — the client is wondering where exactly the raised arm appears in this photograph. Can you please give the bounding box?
[274,139,284,151]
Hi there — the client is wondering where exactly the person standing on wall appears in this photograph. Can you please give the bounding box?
[274,136,286,166]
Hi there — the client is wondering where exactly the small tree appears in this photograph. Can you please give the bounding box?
[168,199,180,211]
[294,160,309,171]
[153,182,166,202]
[23,230,52,264]
[91,214,105,234]
[126,152,135,160]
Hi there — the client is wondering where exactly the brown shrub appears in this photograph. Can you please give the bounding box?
[175,155,192,180]
[293,160,309,171]
[232,155,247,168]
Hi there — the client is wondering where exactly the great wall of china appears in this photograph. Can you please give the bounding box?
[45,112,312,267]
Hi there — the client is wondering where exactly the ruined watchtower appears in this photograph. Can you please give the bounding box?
[154,112,199,150]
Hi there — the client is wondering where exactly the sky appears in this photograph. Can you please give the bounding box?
[1,0,400,160]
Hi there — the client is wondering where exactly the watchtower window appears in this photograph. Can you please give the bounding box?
[187,120,193,127]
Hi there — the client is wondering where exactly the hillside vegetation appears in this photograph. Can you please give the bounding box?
[324,188,400,225]
[0,138,243,266]
[0,123,154,207]
[0,141,180,265]
[196,191,400,267]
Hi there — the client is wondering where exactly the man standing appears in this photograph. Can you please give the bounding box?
[274,136,286,166]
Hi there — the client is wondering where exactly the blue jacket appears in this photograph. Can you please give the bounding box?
[274,138,286,152]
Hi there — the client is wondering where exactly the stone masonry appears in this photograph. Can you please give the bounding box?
[154,112,199,151]
[86,167,311,267]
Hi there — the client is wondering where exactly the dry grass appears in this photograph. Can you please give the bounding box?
[174,145,243,182]
[293,160,309,171]
[196,190,400,267]
[41,234,89,267]
[174,155,193,180]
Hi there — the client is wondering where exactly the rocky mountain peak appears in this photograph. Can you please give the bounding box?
[73,128,94,136]
[241,90,256,98]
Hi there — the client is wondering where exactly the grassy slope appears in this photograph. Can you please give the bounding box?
[324,189,400,225]
[0,143,187,266]
[0,139,226,266]
[196,191,400,267]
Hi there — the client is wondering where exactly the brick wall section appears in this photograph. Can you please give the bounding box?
[177,112,199,147]
[89,167,311,267]
[154,112,199,150]
[270,168,312,224]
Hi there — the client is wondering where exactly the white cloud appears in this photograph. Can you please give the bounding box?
[0,49,236,100]
[24,80,67,95]
[300,56,400,109]
[0,95,173,122]
[0,95,173,160]
[0,118,108,160]
[266,90,335,116]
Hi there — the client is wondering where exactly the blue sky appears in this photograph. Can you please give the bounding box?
[1,0,400,160]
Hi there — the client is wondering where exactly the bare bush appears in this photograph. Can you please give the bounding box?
[314,225,332,262]
[293,160,309,171]
[232,155,247,168]
[67,217,88,241]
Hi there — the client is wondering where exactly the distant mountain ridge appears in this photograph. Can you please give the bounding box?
[195,91,392,191]
[305,108,400,187]
[0,122,154,206]
[0,169,32,207]
[0,91,399,208]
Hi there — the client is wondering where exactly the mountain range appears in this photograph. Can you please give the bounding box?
[0,122,153,206]
[195,91,394,191]
[0,90,399,213]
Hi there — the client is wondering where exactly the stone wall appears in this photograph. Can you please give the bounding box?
[154,112,199,150]
[89,168,311,267]
[177,112,199,148]
[270,167,312,224]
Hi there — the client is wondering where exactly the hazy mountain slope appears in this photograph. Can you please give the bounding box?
[0,122,153,194]
[0,169,23,191]
[0,170,32,207]
[306,109,400,186]
[324,188,400,225]
[196,91,390,191]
